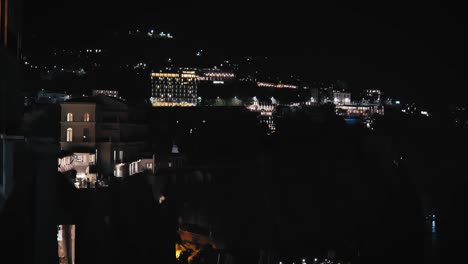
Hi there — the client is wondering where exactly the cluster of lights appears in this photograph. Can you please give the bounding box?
[257,82,298,89]
[23,60,89,76]
[336,105,384,117]
[152,101,196,107]
[133,62,147,70]
[247,101,275,112]
[92,90,119,98]
[204,72,235,78]
[365,89,382,95]
[279,258,341,264]
[131,28,174,39]
[86,49,102,53]
[401,103,428,116]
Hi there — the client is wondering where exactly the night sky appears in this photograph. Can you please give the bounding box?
[24,0,468,104]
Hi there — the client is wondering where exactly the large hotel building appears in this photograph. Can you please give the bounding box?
[150,70,198,107]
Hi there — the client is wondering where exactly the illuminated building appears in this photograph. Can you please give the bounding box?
[92,89,119,98]
[362,89,383,104]
[247,101,276,134]
[150,70,198,107]
[331,91,351,105]
[257,82,298,89]
[57,225,75,264]
[335,105,384,117]
[196,68,235,84]
[59,95,154,185]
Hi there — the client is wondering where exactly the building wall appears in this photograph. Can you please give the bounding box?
[97,109,128,123]
[60,99,149,177]
[120,123,148,142]
[96,123,120,142]
[0,136,60,263]
[60,104,96,143]
[0,47,23,134]
[0,0,23,134]
[0,135,24,200]
[97,142,112,176]
[60,142,96,152]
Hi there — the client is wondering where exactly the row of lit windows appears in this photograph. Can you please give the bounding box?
[154,87,196,89]
[153,91,195,94]
[152,77,196,80]
[152,102,196,107]
[152,73,180,78]
[153,96,195,100]
[152,94,196,98]
[67,113,90,122]
[151,75,197,80]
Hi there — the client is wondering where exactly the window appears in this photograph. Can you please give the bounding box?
[84,113,90,122]
[113,150,117,163]
[67,113,73,122]
[119,150,124,162]
[66,128,73,142]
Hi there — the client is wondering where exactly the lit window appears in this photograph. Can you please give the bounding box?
[67,113,73,122]
[66,128,73,142]
[84,113,90,122]
[119,150,124,162]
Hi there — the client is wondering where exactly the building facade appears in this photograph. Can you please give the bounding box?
[331,91,351,105]
[59,95,153,184]
[151,70,198,107]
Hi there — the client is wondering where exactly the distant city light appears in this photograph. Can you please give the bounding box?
[396,100,401,104]
[159,195,166,204]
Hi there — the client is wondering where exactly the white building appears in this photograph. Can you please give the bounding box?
[332,92,351,105]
